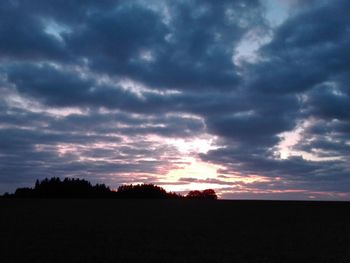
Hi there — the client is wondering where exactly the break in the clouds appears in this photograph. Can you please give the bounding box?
[0,0,349,200]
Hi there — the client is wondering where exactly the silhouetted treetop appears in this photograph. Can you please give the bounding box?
[14,177,111,198]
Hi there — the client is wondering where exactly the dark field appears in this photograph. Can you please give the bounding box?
[1,199,350,262]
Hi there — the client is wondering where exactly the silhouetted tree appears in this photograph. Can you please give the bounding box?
[202,189,218,200]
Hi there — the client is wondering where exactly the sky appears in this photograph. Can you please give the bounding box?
[0,0,350,200]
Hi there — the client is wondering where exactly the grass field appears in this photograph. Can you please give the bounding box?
[1,199,350,262]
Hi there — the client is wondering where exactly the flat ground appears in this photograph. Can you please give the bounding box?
[1,199,350,262]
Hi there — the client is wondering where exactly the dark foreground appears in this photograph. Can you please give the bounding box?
[1,199,350,263]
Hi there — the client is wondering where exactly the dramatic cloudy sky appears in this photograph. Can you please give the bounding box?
[1,0,349,199]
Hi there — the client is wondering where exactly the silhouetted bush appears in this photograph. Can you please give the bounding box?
[2,192,10,198]
[14,187,34,198]
[116,184,182,199]
[186,189,218,200]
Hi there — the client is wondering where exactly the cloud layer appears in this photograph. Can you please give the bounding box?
[0,0,349,199]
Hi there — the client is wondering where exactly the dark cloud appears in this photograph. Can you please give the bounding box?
[249,0,350,94]
[0,3,66,61]
[197,0,350,196]
[305,84,350,121]
[73,0,265,90]
[5,63,141,109]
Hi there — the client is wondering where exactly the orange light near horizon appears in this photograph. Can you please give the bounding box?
[166,157,222,180]
[161,182,227,193]
[159,156,270,193]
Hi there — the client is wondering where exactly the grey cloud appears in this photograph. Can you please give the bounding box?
[0,124,180,192]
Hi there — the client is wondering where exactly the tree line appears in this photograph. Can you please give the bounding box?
[2,177,217,200]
